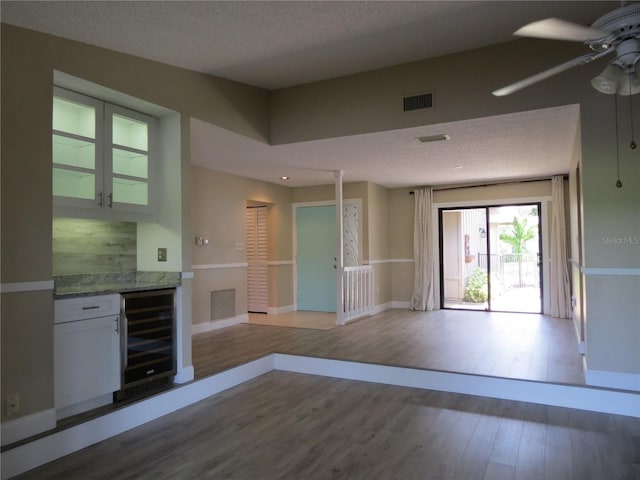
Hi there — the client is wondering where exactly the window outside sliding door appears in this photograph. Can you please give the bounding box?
[439,204,542,313]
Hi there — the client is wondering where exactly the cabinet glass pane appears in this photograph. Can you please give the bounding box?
[113,177,148,205]
[112,114,148,151]
[53,168,95,200]
[53,135,95,170]
[53,97,95,139]
[112,148,148,179]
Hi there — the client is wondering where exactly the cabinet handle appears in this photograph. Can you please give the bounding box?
[82,305,100,310]
[98,191,103,207]
[114,317,119,334]
[107,193,113,208]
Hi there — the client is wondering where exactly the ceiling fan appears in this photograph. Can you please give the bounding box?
[493,2,640,97]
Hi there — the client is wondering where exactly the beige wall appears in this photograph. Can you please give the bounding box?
[389,188,415,303]
[367,183,392,304]
[1,24,268,422]
[3,17,639,427]
[433,181,552,204]
[190,166,293,324]
[1,292,54,421]
[2,26,57,421]
[271,33,640,383]
[270,39,596,145]
[579,96,640,377]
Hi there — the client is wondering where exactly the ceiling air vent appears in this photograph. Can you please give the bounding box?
[403,93,433,112]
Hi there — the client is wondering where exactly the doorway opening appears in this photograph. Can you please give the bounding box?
[439,203,542,313]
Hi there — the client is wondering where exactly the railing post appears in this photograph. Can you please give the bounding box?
[335,170,345,325]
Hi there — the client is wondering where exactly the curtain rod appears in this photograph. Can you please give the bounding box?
[408,175,567,195]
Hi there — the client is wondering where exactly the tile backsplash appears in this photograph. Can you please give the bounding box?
[53,218,137,275]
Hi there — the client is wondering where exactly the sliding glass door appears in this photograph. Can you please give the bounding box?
[439,204,542,313]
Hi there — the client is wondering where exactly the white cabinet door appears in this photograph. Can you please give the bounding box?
[52,87,157,221]
[54,315,121,409]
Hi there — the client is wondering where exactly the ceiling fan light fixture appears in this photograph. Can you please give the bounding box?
[616,72,640,96]
[591,63,624,94]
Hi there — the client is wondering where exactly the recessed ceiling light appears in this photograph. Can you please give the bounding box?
[452,165,463,169]
[280,176,290,180]
[416,134,450,143]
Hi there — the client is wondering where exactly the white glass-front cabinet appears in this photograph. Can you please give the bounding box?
[53,87,156,218]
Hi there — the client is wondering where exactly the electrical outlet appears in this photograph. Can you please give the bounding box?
[6,393,19,416]
[157,248,167,262]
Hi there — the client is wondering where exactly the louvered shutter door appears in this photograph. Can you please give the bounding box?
[246,207,268,313]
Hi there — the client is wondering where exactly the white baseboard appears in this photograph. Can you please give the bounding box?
[585,369,640,392]
[56,394,113,421]
[370,302,392,315]
[173,365,195,384]
[191,314,248,335]
[267,304,294,315]
[391,301,410,309]
[0,408,56,447]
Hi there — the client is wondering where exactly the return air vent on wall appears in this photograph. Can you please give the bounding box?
[211,288,235,321]
[403,93,433,112]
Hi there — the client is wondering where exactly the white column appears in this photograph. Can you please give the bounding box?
[335,170,345,325]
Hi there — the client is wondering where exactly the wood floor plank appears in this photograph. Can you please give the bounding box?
[14,371,639,480]
[484,461,516,480]
[192,309,585,386]
[513,403,547,479]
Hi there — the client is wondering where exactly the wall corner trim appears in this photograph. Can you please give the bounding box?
[173,366,195,384]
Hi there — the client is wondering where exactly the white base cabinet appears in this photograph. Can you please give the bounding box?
[54,295,121,410]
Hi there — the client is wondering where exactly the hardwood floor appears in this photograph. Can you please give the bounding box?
[14,371,639,480]
[194,308,584,385]
[10,309,637,479]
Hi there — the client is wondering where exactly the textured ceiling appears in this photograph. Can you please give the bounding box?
[1,1,615,89]
[1,1,614,187]
[190,105,581,187]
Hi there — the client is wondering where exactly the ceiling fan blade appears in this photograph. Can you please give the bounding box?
[515,18,609,42]
[492,52,606,96]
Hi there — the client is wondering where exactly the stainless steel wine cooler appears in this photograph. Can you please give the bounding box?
[120,288,176,393]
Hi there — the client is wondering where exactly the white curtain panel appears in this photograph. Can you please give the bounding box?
[549,175,571,318]
[410,188,435,311]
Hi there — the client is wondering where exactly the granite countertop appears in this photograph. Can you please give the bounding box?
[54,271,181,298]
